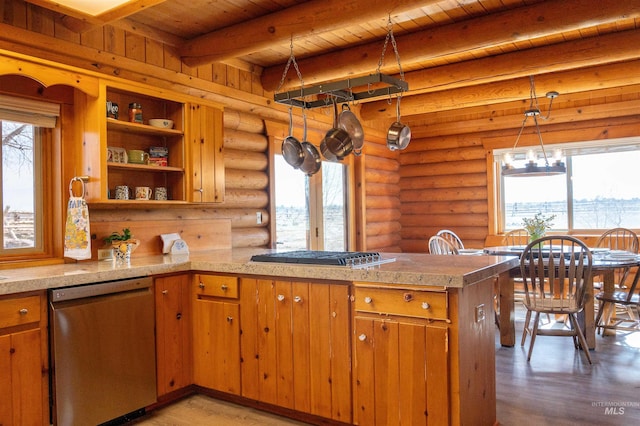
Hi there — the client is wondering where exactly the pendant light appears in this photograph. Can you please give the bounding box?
[502,76,566,177]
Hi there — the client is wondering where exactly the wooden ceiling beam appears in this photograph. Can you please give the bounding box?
[179,0,440,67]
[361,60,640,121]
[260,0,640,91]
[409,98,640,138]
[24,0,169,34]
[361,28,640,119]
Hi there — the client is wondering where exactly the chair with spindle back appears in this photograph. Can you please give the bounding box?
[502,228,529,246]
[595,270,640,333]
[594,228,639,288]
[520,236,593,364]
[436,229,464,251]
[594,228,639,328]
[429,235,459,255]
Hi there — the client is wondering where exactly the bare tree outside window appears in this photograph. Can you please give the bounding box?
[1,120,36,249]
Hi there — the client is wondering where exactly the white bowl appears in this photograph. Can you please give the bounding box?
[148,118,174,129]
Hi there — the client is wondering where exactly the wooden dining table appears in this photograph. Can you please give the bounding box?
[484,245,640,349]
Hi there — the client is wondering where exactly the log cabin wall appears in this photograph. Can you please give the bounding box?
[358,138,402,253]
[397,99,640,252]
[399,134,488,251]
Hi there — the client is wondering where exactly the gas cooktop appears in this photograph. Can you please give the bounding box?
[250,250,381,266]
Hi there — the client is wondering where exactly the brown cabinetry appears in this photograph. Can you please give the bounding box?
[187,103,225,203]
[103,85,185,203]
[0,292,48,426]
[192,274,241,394]
[155,274,192,398]
[240,278,352,423]
[353,280,497,426]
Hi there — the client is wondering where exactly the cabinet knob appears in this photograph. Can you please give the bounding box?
[221,284,228,291]
[364,296,372,304]
[19,308,28,315]
[198,188,204,193]
[294,296,303,303]
[162,289,168,295]
[227,316,233,323]
[277,294,285,302]
[421,302,431,310]
[404,293,413,302]
[199,282,205,289]
[358,334,367,342]
[176,313,182,320]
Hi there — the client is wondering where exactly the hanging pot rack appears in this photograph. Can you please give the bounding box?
[274,18,408,110]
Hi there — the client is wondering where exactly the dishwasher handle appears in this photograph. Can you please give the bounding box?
[50,276,153,303]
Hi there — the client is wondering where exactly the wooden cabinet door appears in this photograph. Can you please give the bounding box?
[240,278,351,422]
[353,317,449,426]
[192,298,241,394]
[155,274,192,397]
[0,329,44,426]
[188,103,224,203]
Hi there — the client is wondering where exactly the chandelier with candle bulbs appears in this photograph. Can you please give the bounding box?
[502,75,566,177]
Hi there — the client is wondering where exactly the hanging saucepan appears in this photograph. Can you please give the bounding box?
[338,103,364,156]
[321,100,353,161]
[387,96,411,151]
[282,107,304,168]
[299,111,321,176]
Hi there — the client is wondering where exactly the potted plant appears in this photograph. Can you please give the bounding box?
[104,228,139,262]
[522,212,556,245]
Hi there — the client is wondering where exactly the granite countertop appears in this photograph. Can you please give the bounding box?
[0,248,518,296]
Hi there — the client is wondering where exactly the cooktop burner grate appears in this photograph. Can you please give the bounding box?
[250,250,382,266]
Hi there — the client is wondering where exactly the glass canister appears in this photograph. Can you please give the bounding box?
[128,102,143,123]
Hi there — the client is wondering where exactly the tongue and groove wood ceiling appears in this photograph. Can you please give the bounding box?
[23,0,640,132]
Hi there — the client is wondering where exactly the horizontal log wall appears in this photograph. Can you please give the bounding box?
[399,116,640,253]
[399,135,488,252]
[360,139,401,252]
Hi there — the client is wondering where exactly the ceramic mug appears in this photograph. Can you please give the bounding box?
[115,185,130,200]
[155,187,168,200]
[135,186,153,200]
[127,149,149,164]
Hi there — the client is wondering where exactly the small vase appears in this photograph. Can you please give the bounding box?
[529,231,545,248]
[112,240,139,264]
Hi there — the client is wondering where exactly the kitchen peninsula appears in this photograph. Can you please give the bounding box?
[0,249,517,426]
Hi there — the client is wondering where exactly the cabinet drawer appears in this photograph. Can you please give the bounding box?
[0,295,41,329]
[354,287,448,320]
[194,275,238,299]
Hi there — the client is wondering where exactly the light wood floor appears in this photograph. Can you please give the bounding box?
[133,305,640,425]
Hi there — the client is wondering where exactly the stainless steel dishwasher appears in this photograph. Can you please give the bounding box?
[49,277,157,426]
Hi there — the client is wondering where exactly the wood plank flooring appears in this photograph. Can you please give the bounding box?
[133,305,640,425]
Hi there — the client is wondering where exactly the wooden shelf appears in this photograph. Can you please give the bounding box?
[107,163,183,173]
[89,200,190,208]
[107,118,183,136]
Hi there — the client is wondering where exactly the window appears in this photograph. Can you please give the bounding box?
[496,140,640,232]
[1,120,41,252]
[274,154,350,251]
[0,94,59,259]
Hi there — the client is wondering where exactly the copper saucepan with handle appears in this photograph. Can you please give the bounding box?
[387,96,411,151]
[299,110,321,176]
[282,107,304,168]
[338,103,364,156]
[321,100,353,161]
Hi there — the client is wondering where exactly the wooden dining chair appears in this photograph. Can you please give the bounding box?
[594,270,640,334]
[436,229,464,250]
[502,228,529,246]
[595,228,639,289]
[429,235,459,255]
[519,236,593,364]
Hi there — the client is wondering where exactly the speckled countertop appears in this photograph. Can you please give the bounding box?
[0,248,518,296]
